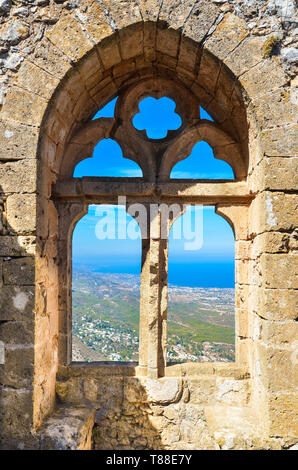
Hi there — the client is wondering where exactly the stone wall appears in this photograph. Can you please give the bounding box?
[55,364,254,450]
[0,0,297,450]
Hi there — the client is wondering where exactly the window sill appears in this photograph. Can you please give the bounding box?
[58,362,249,381]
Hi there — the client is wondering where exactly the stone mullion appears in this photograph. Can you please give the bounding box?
[139,201,189,377]
[146,210,162,379]
[144,205,178,378]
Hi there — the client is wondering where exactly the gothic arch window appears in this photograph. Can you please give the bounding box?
[167,205,235,363]
[72,204,141,362]
[53,77,251,378]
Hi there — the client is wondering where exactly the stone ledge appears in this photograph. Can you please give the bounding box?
[58,362,250,380]
[37,405,95,450]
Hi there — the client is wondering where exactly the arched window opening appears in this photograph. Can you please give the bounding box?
[73,138,143,177]
[133,96,182,139]
[167,205,235,363]
[92,96,118,119]
[72,204,141,362]
[54,75,249,372]
[170,141,234,179]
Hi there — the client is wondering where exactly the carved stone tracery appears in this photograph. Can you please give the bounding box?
[60,77,247,182]
[54,76,251,378]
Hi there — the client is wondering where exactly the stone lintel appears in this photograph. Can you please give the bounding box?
[52,179,251,204]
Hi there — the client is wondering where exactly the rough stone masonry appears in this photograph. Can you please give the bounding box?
[0,0,297,450]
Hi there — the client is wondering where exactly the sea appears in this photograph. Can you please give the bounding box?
[73,257,235,288]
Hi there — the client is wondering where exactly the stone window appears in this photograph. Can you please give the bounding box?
[167,205,235,363]
[72,203,141,362]
[0,4,296,449]
[53,77,250,379]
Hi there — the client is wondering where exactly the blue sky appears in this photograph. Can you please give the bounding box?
[73,97,235,287]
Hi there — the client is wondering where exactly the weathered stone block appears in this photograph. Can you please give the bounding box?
[77,49,103,90]
[0,346,34,388]
[254,341,297,392]
[235,259,250,285]
[253,315,298,349]
[123,377,149,403]
[0,388,33,440]
[6,194,36,234]
[260,124,298,156]
[235,284,249,310]
[75,1,113,43]
[251,232,292,258]
[197,49,220,96]
[56,377,83,405]
[0,235,35,257]
[143,22,156,61]
[268,392,298,438]
[39,406,95,450]
[13,61,59,100]
[204,13,248,61]
[0,286,34,322]
[249,192,298,235]
[224,35,271,78]
[45,14,93,63]
[49,88,75,125]
[177,36,199,73]
[235,240,252,260]
[97,37,121,69]
[250,286,297,321]
[159,0,194,30]
[187,377,216,405]
[113,59,136,79]
[1,87,47,126]
[214,65,235,119]
[204,404,261,447]
[0,159,36,194]
[43,111,67,148]
[0,120,39,161]
[3,257,35,285]
[240,59,287,100]
[82,377,98,403]
[215,378,250,406]
[32,38,71,80]
[156,26,180,58]
[0,320,34,345]
[119,24,144,60]
[143,378,182,405]
[98,0,142,29]
[254,88,297,130]
[64,70,89,105]
[258,156,298,191]
[235,308,249,339]
[235,337,251,368]
[259,254,298,289]
[137,0,162,22]
[183,1,219,44]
